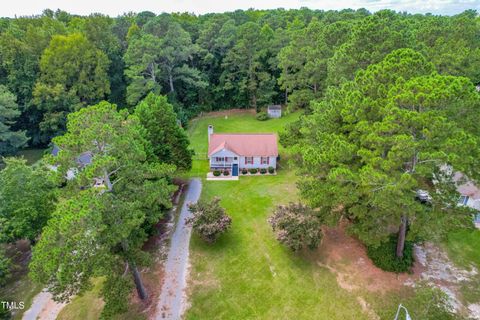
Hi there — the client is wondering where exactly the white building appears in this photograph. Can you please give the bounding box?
[267,105,282,118]
[207,125,278,176]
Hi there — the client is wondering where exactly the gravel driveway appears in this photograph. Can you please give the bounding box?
[155,178,202,320]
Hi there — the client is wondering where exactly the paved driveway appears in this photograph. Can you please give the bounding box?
[155,178,202,320]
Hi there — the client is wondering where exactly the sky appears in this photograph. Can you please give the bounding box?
[1,0,479,17]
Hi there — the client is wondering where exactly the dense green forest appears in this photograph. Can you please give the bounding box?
[1,8,479,156]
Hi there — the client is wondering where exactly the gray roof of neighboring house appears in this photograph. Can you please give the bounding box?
[77,151,92,166]
[51,145,60,156]
[51,145,92,167]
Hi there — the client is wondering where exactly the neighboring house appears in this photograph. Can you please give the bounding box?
[454,172,480,228]
[207,125,278,176]
[51,145,98,183]
[267,105,282,118]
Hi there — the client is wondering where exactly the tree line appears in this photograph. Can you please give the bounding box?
[1,8,479,156]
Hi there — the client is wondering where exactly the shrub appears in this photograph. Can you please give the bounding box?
[223,170,230,176]
[248,168,258,174]
[256,111,269,121]
[212,170,221,177]
[187,197,232,243]
[268,203,322,251]
[260,168,267,174]
[366,235,414,273]
[0,249,11,286]
[268,166,275,174]
[241,168,248,175]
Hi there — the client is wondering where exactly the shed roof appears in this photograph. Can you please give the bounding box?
[208,133,278,157]
[267,105,282,111]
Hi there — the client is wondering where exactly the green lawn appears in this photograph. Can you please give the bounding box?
[57,278,105,320]
[444,229,480,270]
[187,111,300,157]
[16,148,47,165]
[186,112,368,319]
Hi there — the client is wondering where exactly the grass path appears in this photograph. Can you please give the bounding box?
[186,111,368,319]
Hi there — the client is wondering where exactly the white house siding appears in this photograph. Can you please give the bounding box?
[238,156,276,169]
[209,148,239,169]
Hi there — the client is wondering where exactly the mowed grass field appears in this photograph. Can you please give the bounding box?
[186,111,368,319]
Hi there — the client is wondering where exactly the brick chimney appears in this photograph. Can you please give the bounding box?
[208,125,213,142]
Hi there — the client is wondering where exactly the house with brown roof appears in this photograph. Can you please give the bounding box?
[207,125,278,176]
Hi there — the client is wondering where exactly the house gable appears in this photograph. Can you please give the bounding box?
[209,147,238,158]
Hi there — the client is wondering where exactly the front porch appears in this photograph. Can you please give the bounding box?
[209,156,238,170]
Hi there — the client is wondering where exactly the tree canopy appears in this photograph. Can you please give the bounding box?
[0,157,56,243]
[29,102,176,316]
[134,93,193,170]
[1,9,479,149]
[0,85,28,155]
[32,33,110,143]
[282,49,480,256]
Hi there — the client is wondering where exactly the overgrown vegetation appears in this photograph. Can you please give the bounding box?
[0,249,11,286]
[256,111,269,121]
[366,235,414,273]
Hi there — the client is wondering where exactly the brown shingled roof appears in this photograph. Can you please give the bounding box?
[208,133,278,157]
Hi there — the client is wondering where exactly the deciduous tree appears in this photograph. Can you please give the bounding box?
[0,158,56,244]
[0,86,28,155]
[32,33,110,143]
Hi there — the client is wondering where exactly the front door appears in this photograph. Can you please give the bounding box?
[232,164,239,176]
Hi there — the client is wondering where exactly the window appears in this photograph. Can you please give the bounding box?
[260,157,269,165]
[459,195,469,205]
[234,157,238,160]
[245,157,253,164]
[215,157,225,162]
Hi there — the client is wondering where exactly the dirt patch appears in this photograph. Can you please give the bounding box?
[413,243,479,318]
[315,224,419,320]
[317,223,480,319]
[318,224,418,294]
